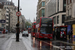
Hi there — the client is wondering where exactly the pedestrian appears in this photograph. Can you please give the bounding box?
[60,30,64,40]
[3,29,5,34]
[71,29,73,39]
[54,28,57,40]
[68,30,71,40]
[62,31,65,41]
[6,30,8,34]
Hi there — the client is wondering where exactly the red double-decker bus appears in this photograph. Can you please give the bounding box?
[35,17,53,39]
[31,22,36,37]
[28,28,31,33]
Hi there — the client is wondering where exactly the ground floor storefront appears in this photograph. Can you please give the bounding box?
[65,20,75,38]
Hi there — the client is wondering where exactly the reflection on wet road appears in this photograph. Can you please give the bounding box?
[22,34,75,50]
[31,37,62,50]
[31,37,75,50]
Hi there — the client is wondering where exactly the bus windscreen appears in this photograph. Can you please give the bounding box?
[40,18,53,34]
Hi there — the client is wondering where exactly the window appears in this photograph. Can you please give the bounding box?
[6,15,9,16]
[2,24,4,27]
[32,29,35,32]
[62,15,66,23]
[57,0,59,12]
[67,0,71,5]
[41,18,52,24]
[67,0,68,5]
[5,7,6,9]
[7,3,8,5]
[57,16,59,24]
[63,0,66,12]
[42,2,45,7]
[70,0,72,3]
[53,17,56,24]
[42,9,45,17]
[4,3,6,5]
[69,9,72,16]
[6,11,9,13]
[68,0,70,4]
[36,19,40,24]
[68,10,69,16]
[32,23,36,25]
[40,27,52,34]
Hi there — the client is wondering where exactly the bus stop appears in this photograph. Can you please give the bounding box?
[54,26,67,41]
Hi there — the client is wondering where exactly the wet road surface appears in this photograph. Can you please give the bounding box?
[22,34,75,50]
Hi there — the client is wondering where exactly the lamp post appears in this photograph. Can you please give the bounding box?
[16,0,20,42]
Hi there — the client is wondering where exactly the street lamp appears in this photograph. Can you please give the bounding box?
[16,0,20,42]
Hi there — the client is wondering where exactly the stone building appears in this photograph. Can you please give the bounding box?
[36,0,45,20]
[45,0,66,27]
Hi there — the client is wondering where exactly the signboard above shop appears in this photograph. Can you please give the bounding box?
[0,20,6,23]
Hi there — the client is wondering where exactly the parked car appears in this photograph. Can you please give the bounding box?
[22,31,29,37]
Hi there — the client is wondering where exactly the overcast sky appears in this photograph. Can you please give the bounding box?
[11,0,38,22]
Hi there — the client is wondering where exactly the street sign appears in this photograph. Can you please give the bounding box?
[16,11,21,16]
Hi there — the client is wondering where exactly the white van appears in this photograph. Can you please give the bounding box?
[22,31,29,37]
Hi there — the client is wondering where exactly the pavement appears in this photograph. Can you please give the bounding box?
[4,33,27,50]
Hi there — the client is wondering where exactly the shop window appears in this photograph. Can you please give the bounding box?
[62,15,66,23]
[57,16,59,24]
[53,17,56,24]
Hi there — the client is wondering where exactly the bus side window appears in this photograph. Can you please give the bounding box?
[35,29,37,33]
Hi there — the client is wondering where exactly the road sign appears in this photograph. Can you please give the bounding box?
[16,11,21,16]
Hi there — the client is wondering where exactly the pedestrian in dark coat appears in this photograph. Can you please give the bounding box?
[68,30,71,40]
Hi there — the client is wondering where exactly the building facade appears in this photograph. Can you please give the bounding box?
[45,0,66,27]
[0,0,7,2]
[36,0,45,20]
[3,1,17,32]
[65,0,75,37]
[0,4,5,28]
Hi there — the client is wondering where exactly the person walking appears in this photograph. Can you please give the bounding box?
[68,30,71,40]
[3,29,5,34]
[71,29,73,39]
[6,30,8,34]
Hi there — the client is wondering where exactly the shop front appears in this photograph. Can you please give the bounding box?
[65,21,75,38]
